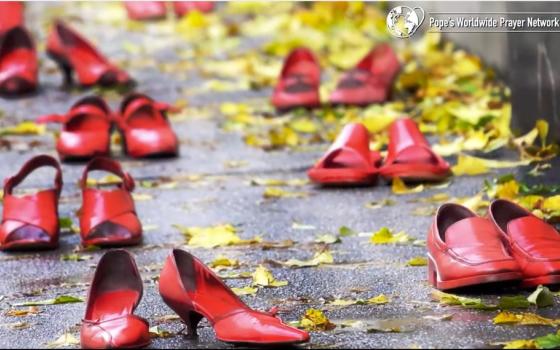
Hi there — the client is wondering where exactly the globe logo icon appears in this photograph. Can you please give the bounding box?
[387,6,425,38]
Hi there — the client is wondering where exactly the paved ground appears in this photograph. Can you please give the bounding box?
[1,2,560,349]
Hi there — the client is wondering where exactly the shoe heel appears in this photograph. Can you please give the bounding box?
[47,51,74,86]
[428,258,438,288]
[161,297,203,338]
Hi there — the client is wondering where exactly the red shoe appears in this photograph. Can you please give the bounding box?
[0,1,24,34]
[0,26,37,96]
[0,155,62,251]
[46,20,133,88]
[427,203,522,290]
[37,96,112,161]
[159,249,310,345]
[115,93,179,158]
[308,123,381,185]
[124,1,167,21]
[380,118,451,181]
[173,1,215,17]
[489,199,560,287]
[81,250,150,349]
[79,157,142,247]
[271,47,321,111]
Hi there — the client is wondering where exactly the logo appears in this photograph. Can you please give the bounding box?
[387,6,425,38]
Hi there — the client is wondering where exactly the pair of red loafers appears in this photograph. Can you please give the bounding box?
[308,118,451,185]
[429,199,560,290]
[271,44,400,111]
[37,93,179,161]
[124,1,214,21]
[0,155,142,251]
[82,249,309,348]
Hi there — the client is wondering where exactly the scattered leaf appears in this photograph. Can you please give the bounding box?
[149,326,173,338]
[392,177,424,195]
[406,256,428,266]
[251,265,288,288]
[282,251,333,268]
[314,234,341,244]
[176,224,260,248]
[231,286,258,296]
[527,285,554,308]
[14,295,83,307]
[298,308,336,331]
[370,227,414,245]
[263,187,308,199]
[46,333,80,348]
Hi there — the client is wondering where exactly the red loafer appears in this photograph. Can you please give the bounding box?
[115,93,179,158]
[427,203,522,290]
[124,1,167,21]
[37,96,112,161]
[330,44,400,106]
[81,250,150,349]
[0,1,24,34]
[489,199,560,288]
[79,157,142,247]
[0,155,62,251]
[0,26,37,96]
[46,20,133,88]
[380,118,451,181]
[173,1,215,17]
[159,249,310,345]
[308,123,381,185]
[271,47,321,111]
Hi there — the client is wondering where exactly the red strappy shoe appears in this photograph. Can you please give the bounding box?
[0,26,37,96]
[115,93,179,158]
[159,249,310,345]
[173,1,215,17]
[330,43,400,106]
[37,96,112,161]
[271,47,321,111]
[124,1,167,21]
[81,250,151,349]
[0,155,62,251]
[79,157,142,247]
[308,123,381,185]
[0,1,24,34]
[46,20,133,88]
[380,118,451,181]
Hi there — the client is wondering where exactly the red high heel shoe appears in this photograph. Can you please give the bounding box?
[0,1,24,34]
[271,47,321,111]
[46,20,133,88]
[37,96,112,161]
[0,155,62,251]
[124,1,167,21]
[0,26,37,96]
[173,1,215,17]
[81,250,151,349]
[159,249,310,345]
[79,157,142,247]
[115,93,179,158]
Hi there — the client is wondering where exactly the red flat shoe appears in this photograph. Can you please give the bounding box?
[308,123,381,185]
[173,1,215,17]
[159,249,310,345]
[489,199,560,288]
[0,26,37,96]
[0,155,62,251]
[0,1,24,34]
[380,118,451,181]
[79,157,142,247]
[115,93,179,158]
[81,250,150,349]
[37,96,112,161]
[124,1,167,21]
[330,44,400,106]
[427,203,522,290]
[271,47,321,111]
[46,20,133,88]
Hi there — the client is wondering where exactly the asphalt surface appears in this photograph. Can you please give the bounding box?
[1,2,560,349]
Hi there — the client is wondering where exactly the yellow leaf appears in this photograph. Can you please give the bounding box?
[495,180,520,200]
[542,196,560,212]
[452,154,531,176]
[367,294,390,305]
[493,311,560,326]
[406,256,428,266]
[370,227,414,245]
[391,177,424,195]
[149,326,173,338]
[263,187,308,199]
[289,118,318,133]
[46,333,80,349]
[283,251,333,268]
[209,255,239,269]
[299,308,336,331]
[0,121,46,136]
[499,339,538,349]
[250,178,308,187]
[177,224,260,248]
[5,306,40,317]
[252,265,288,288]
[231,286,258,296]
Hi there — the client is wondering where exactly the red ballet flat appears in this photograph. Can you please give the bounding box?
[0,1,24,34]
[330,43,400,106]
[271,47,321,111]
[308,123,381,185]
[173,1,215,17]
[79,157,142,247]
[380,118,451,181]
[124,1,167,21]
[37,96,112,161]
[81,250,151,349]
[115,93,179,158]
[0,155,62,251]
[0,26,37,96]
[159,249,310,345]
[46,20,133,88]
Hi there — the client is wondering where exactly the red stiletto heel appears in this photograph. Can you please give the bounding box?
[427,257,437,287]
[0,26,38,96]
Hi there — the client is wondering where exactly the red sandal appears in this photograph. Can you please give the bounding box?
[0,155,62,251]
[0,1,24,34]
[173,1,215,17]
[159,249,310,345]
[115,93,179,158]
[0,26,37,96]
[308,123,381,185]
[81,250,151,349]
[37,96,112,161]
[124,1,167,21]
[46,20,133,88]
[79,157,142,247]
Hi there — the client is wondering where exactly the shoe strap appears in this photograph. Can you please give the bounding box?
[80,157,135,191]
[117,93,177,129]
[37,97,110,126]
[4,155,62,196]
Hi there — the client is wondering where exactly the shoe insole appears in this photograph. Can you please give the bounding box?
[323,150,372,169]
[90,290,139,321]
[393,147,437,165]
[126,106,166,129]
[65,114,110,133]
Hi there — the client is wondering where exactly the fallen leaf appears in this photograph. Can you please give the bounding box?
[231,286,258,296]
[263,187,308,198]
[452,154,531,176]
[365,199,396,209]
[493,311,560,326]
[328,294,389,306]
[5,306,40,317]
[251,178,308,187]
[392,177,424,195]
[46,333,80,348]
[406,256,428,266]
[527,285,554,308]
[0,121,46,136]
[60,254,92,262]
[298,308,336,331]
[370,227,414,245]
[292,222,316,230]
[176,224,260,248]
[252,265,288,287]
[314,234,341,244]
[14,295,83,307]
[282,251,333,268]
[149,326,173,338]
[338,226,356,237]
[209,255,239,269]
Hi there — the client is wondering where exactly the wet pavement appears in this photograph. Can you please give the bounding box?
[1,2,559,349]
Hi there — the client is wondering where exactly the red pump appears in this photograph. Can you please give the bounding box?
[124,1,167,21]
[0,26,37,95]
[173,2,215,17]
[0,1,24,34]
